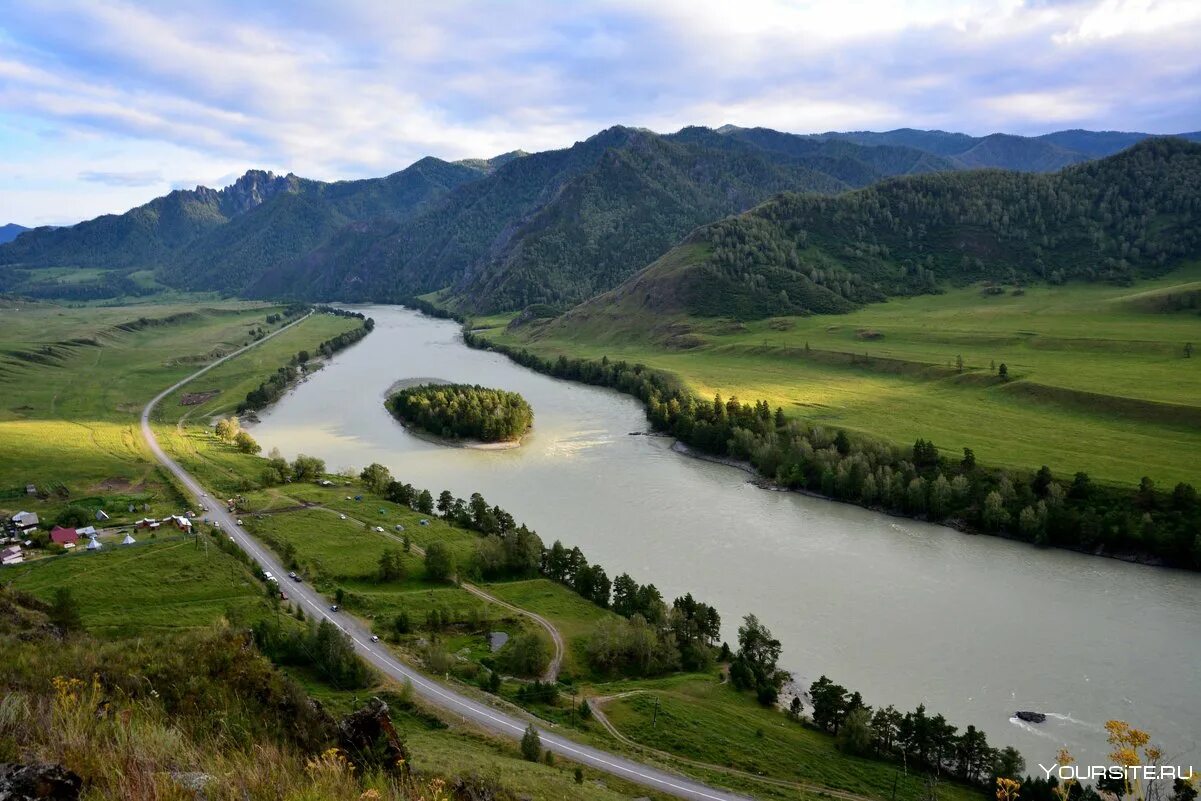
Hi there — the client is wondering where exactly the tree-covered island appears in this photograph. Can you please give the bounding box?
[386,382,533,443]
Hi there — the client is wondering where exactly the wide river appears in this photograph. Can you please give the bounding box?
[250,305,1201,769]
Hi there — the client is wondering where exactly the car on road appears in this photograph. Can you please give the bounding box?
[330,605,339,612]
[373,526,384,533]
[228,536,235,542]
[236,519,243,525]
[370,635,379,643]
[339,514,347,520]
[292,574,302,582]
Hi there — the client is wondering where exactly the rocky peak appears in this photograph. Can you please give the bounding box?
[218,170,299,216]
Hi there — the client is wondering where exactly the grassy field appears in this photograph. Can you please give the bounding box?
[486,266,1201,486]
[4,536,267,636]
[595,673,980,801]
[0,299,359,527]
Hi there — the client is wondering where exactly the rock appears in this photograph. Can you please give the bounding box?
[0,762,83,800]
[337,697,410,774]
[1015,710,1047,723]
[167,772,211,801]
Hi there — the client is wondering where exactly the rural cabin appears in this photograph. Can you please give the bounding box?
[11,511,39,532]
[1,545,22,566]
[50,526,79,546]
[135,518,161,530]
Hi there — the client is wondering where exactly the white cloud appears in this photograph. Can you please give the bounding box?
[0,0,1197,223]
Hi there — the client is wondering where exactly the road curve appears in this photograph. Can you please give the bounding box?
[139,312,752,801]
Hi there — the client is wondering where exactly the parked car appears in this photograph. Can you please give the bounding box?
[330,605,339,612]
[370,635,379,643]
[339,514,347,520]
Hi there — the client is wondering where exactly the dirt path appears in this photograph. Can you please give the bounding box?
[587,691,882,801]
[309,505,566,682]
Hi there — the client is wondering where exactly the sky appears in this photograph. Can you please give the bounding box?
[1,0,1199,226]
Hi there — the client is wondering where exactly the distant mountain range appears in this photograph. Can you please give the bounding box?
[549,137,1201,331]
[2,125,1199,309]
[0,224,29,244]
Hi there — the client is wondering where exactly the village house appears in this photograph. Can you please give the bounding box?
[12,511,39,532]
[50,526,79,547]
[1,544,23,566]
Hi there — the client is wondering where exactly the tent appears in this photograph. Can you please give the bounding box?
[86,536,102,551]
[122,533,136,545]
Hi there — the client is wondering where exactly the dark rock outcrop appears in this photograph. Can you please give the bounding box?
[0,762,83,801]
[337,697,410,774]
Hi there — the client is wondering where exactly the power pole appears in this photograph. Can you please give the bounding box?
[652,696,660,728]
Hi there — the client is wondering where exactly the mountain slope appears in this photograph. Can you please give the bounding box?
[553,137,1201,326]
[164,158,482,291]
[810,127,1201,172]
[250,125,954,311]
[0,171,300,270]
[0,223,29,244]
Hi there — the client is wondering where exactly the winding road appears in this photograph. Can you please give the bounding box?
[139,313,752,801]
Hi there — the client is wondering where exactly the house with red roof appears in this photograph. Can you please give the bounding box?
[50,526,79,546]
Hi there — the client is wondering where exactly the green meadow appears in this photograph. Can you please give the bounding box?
[485,266,1201,486]
[5,536,266,636]
[593,673,980,801]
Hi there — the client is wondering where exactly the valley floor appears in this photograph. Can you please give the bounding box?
[478,266,1201,487]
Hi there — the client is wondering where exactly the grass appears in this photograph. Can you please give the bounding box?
[487,265,1201,486]
[0,300,360,529]
[4,536,266,635]
[595,673,980,801]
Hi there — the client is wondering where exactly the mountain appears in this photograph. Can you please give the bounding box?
[248,125,955,312]
[0,160,482,298]
[0,171,300,270]
[162,158,482,292]
[807,127,1201,172]
[0,224,28,244]
[552,137,1201,326]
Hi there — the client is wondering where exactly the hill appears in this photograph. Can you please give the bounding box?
[556,137,1201,323]
[0,223,28,244]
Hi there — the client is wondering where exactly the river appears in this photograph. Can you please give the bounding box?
[248,304,1201,770]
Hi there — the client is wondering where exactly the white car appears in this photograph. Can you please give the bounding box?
[236,519,243,525]
[339,514,347,520]
[370,635,380,643]
[374,526,384,533]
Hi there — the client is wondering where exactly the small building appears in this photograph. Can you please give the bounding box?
[95,510,110,521]
[1,545,23,566]
[12,511,39,532]
[50,526,78,546]
[77,526,97,537]
[135,518,156,529]
[25,484,37,496]
[86,536,102,551]
[168,515,193,532]
[121,533,136,545]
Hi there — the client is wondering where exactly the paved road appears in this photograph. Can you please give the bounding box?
[139,315,752,801]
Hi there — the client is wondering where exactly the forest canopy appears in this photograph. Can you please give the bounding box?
[387,383,533,442]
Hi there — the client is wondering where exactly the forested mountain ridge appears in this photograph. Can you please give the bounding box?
[553,137,1201,323]
[0,170,303,270]
[804,126,1201,171]
[0,160,481,281]
[248,125,947,311]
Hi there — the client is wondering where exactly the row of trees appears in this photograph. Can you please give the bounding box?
[238,312,373,413]
[251,617,373,689]
[805,674,1022,786]
[387,383,532,442]
[466,332,1201,570]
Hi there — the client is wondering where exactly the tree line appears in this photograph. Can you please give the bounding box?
[387,383,532,442]
[463,330,1201,570]
[238,311,374,413]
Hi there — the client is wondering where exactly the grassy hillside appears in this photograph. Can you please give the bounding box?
[488,267,1201,487]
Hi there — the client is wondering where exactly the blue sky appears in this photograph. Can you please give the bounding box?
[2,0,1199,225]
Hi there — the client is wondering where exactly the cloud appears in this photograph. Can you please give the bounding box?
[0,0,1197,223]
[78,169,163,187]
